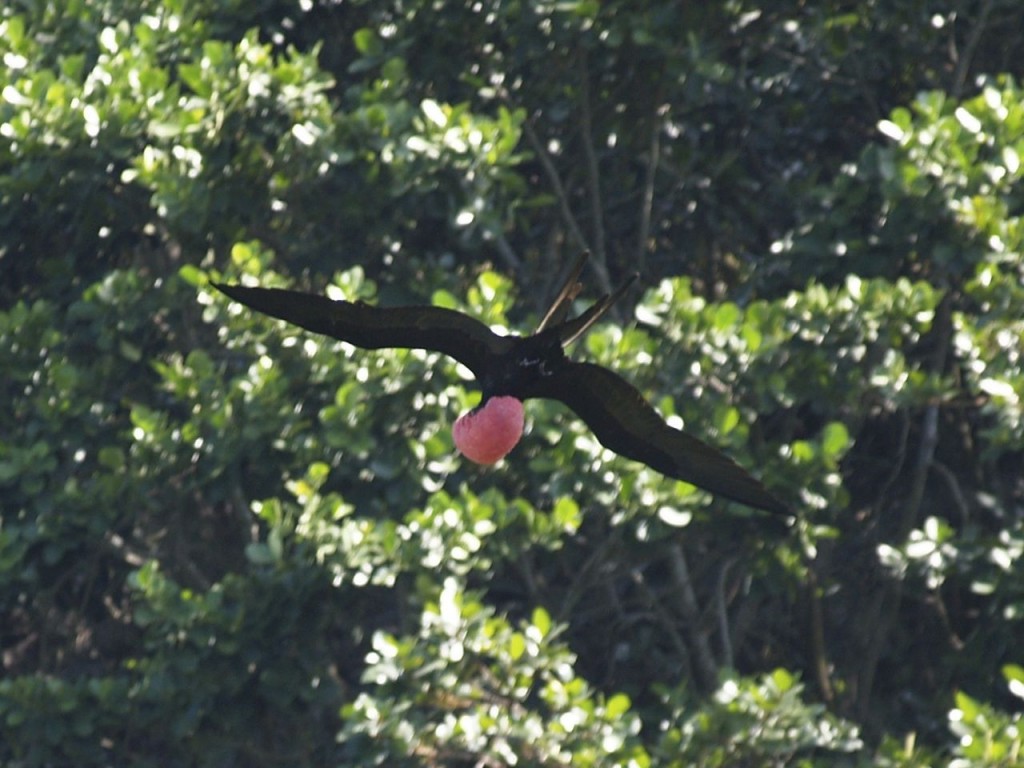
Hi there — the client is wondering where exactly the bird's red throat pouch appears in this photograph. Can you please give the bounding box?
[453,396,525,464]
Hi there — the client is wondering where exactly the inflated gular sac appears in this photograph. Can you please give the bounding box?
[452,396,525,465]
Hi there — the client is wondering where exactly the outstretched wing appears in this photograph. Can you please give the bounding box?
[534,361,788,515]
[213,283,512,377]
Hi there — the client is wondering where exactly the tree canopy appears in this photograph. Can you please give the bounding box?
[2,1,1023,765]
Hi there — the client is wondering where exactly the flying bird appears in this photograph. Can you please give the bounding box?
[212,255,788,515]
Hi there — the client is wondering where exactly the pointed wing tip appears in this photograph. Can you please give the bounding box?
[209,282,235,302]
[210,281,238,298]
[726,483,792,518]
[716,488,793,530]
[209,281,276,306]
[759,497,793,518]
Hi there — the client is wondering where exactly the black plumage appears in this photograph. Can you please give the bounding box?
[213,255,788,515]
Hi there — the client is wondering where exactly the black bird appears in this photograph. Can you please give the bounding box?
[212,254,788,515]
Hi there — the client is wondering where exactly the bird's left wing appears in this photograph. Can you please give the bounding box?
[212,283,511,377]
[533,361,789,515]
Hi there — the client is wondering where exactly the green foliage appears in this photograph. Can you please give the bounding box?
[4,0,1024,765]
[780,76,1024,285]
[654,669,863,767]
[947,666,1024,768]
[339,579,649,766]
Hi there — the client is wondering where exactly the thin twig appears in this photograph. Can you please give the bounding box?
[931,459,970,526]
[668,543,720,690]
[806,566,835,703]
[950,0,996,99]
[636,105,662,278]
[520,117,591,258]
[856,290,953,720]
[631,567,693,679]
[491,229,523,273]
[714,557,736,669]
[576,46,612,294]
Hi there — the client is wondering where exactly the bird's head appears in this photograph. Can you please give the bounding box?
[453,395,525,464]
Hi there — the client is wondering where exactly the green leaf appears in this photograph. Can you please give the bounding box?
[715,405,740,435]
[821,422,850,459]
[509,631,526,661]
[532,606,551,638]
[431,288,459,309]
[712,302,741,330]
[178,264,203,286]
[1004,664,1024,701]
[606,693,631,718]
[953,690,980,722]
[352,28,380,55]
[97,446,124,471]
[551,496,580,529]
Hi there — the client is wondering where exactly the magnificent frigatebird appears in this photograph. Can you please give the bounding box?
[212,255,788,515]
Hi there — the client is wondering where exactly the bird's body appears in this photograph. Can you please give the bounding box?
[213,255,788,515]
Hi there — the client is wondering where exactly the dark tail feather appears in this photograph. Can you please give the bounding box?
[536,252,589,333]
[555,272,638,347]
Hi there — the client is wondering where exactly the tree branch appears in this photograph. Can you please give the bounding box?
[668,543,719,690]
[951,0,996,99]
[520,116,591,259]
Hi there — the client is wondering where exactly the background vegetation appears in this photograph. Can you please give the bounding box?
[2,0,1023,765]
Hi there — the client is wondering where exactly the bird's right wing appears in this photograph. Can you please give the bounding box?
[213,283,512,377]
[533,361,789,515]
